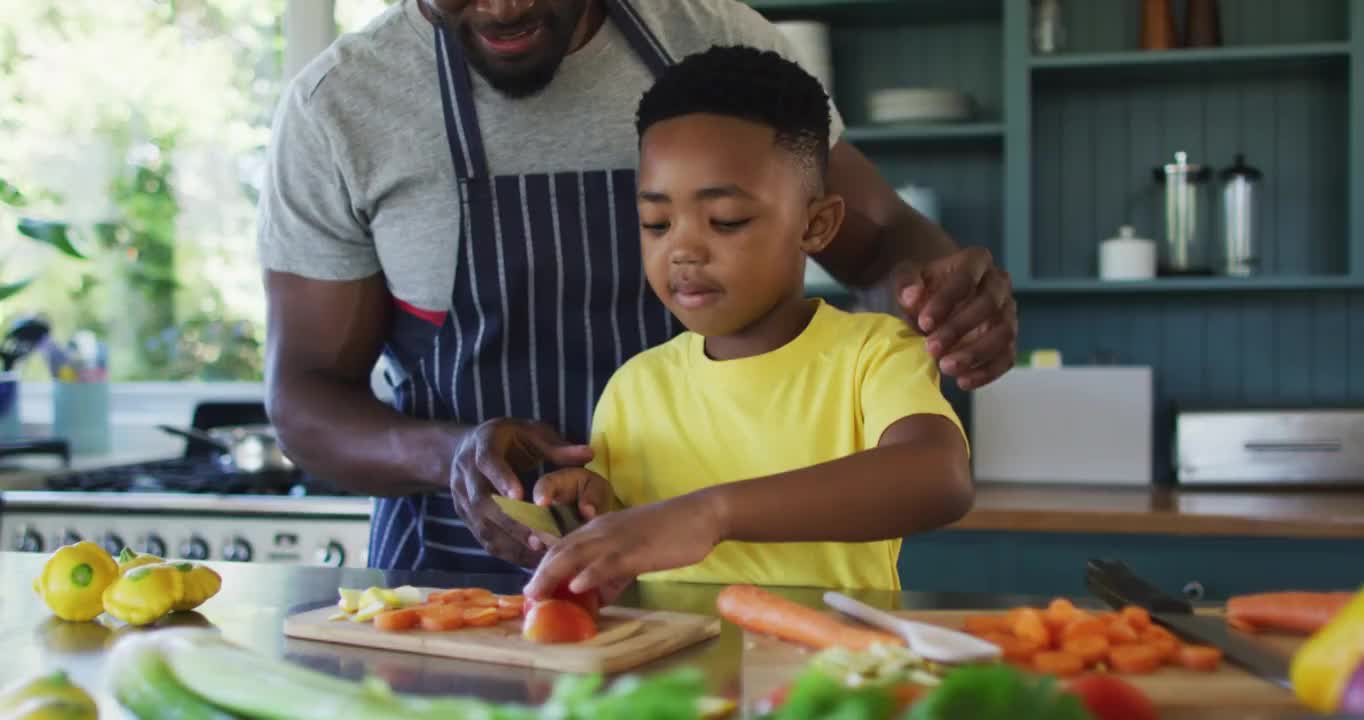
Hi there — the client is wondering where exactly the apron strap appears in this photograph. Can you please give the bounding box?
[434,25,490,180]
[432,0,674,182]
[604,0,675,77]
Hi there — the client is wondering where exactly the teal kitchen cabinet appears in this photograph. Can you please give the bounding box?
[900,530,1364,602]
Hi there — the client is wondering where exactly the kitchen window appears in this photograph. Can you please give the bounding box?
[1,0,394,387]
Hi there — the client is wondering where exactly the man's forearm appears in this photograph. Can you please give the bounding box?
[698,437,973,545]
[268,368,469,497]
[849,208,957,313]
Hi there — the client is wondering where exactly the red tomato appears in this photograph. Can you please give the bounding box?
[522,599,597,643]
[553,583,601,618]
[1066,675,1159,720]
[527,582,602,618]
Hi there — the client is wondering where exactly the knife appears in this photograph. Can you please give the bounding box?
[1086,558,1291,688]
[491,495,585,538]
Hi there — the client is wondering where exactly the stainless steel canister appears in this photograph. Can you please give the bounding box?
[1220,153,1262,276]
[1152,151,1212,274]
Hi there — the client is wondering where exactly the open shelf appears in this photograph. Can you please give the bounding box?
[1014,276,1364,295]
[745,0,999,23]
[1030,42,1350,72]
[844,122,1003,144]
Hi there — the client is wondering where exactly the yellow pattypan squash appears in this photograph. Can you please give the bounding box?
[116,547,163,575]
[33,542,118,622]
[101,564,183,627]
[163,561,222,612]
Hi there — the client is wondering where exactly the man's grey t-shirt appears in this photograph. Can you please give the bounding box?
[258,0,845,312]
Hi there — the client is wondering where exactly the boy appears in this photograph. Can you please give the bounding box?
[524,45,972,598]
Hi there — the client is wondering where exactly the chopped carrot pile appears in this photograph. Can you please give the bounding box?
[962,597,1222,675]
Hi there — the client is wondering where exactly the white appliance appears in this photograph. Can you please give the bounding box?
[970,367,1154,485]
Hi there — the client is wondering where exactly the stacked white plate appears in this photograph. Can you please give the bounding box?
[868,88,974,124]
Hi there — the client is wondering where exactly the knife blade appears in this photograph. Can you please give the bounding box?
[491,495,584,538]
[1086,558,1291,688]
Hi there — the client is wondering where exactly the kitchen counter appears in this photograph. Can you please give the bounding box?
[0,552,1056,717]
[955,484,1364,539]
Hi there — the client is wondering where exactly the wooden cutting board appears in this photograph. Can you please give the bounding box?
[283,593,720,674]
[740,610,1306,720]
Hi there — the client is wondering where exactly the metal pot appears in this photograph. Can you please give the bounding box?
[157,424,296,474]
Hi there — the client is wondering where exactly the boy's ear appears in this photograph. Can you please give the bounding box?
[801,194,845,255]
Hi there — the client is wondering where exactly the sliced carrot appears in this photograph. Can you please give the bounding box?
[1106,618,1141,645]
[1061,614,1107,642]
[980,632,1043,663]
[496,594,525,608]
[1227,616,1258,633]
[1033,651,1085,676]
[461,588,496,602]
[1178,644,1223,672]
[1225,592,1353,635]
[1109,643,1163,674]
[715,585,904,651]
[496,604,523,621]
[1061,633,1110,666]
[1045,598,1079,632]
[430,589,466,605]
[1120,605,1152,631]
[1012,608,1052,649]
[963,614,1014,636]
[1138,625,1181,663]
[418,603,464,631]
[465,595,498,608]
[463,606,500,627]
[374,607,421,632]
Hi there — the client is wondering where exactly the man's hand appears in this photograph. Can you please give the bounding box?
[526,467,614,553]
[523,492,722,602]
[897,247,1017,391]
[448,418,593,568]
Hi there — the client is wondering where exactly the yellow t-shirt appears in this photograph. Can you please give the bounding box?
[586,299,966,590]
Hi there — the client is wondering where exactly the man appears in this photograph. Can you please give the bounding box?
[259,0,1017,573]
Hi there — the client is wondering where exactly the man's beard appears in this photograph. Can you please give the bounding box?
[455,0,586,99]
[462,44,566,98]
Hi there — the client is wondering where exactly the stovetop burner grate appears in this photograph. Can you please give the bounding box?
[45,458,352,497]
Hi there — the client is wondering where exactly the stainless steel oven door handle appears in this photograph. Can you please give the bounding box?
[1243,440,1343,454]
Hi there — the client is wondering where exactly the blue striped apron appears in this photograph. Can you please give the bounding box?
[369,0,678,572]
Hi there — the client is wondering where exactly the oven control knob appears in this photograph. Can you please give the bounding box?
[317,541,345,568]
[99,533,125,557]
[60,529,82,547]
[141,534,167,558]
[223,537,253,563]
[181,536,210,561]
[16,527,43,553]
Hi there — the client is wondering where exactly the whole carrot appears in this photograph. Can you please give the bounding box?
[716,585,904,651]
[1227,592,1354,635]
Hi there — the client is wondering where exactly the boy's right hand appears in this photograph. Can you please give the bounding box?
[527,468,613,552]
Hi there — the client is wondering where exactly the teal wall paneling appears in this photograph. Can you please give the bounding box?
[866,144,1004,263]
[1003,0,1032,280]
[1352,0,1364,278]
[1031,63,1348,278]
[1050,0,1347,53]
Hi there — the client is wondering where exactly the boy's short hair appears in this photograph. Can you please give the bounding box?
[635,45,832,188]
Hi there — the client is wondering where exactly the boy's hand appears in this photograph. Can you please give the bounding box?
[896,247,1017,391]
[523,492,723,601]
[526,468,613,552]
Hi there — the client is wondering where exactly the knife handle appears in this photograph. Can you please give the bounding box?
[1086,558,1193,615]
